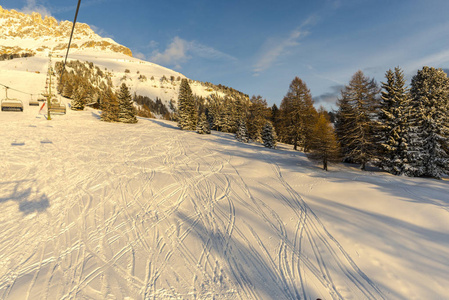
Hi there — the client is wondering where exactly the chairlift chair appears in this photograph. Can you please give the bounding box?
[48,96,66,114]
[1,87,23,112]
[29,94,39,106]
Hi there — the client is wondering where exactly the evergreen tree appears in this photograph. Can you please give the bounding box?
[247,95,270,142]
[117,83,137,123]
[307,112,341,171]
[235,119,249,143]
[177,79,198,130]
[377,67,410,175]
[197,112,211,134]
[261,122,277,149]
[335,70,380,170]
[406,66,449,178]
[71,85,87,110]
[101,88,119,122]
[279,77,317,151]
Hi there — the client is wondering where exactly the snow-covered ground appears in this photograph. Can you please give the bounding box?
[1,105,448,299]
[0,52,222,111]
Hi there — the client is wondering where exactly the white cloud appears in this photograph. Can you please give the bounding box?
[149,36,236,69]
[253,16,317,76]
[253,29,304,76]
[22,0,52,16]
[150,37,190,69]
[133,52,146,60]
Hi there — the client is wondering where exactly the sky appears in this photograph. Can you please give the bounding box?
[3,0,449,109]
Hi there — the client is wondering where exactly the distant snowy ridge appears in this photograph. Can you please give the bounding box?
[0,5,132,56]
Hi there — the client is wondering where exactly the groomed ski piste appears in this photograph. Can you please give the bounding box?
[1,100,449,300]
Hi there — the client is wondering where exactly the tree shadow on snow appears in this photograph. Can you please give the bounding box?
[145,118,179,130]
[91,111,101,120]
[176,211,308,299]
[0,180,50,215]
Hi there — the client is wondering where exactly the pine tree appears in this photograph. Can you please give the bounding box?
[377,67,410,175]
[335,70,380,170]
[177,79,198,130]
[261,122,277,149]
[197,112,211,134]
[235,119,249,143]
[406,66,449,178]
[71,85,87,110]
[117,83,137,123]
[307,112,341,171]
[247,95,270,142]
[101,88,120,122]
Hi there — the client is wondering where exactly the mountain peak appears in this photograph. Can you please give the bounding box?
[0,6,132,57]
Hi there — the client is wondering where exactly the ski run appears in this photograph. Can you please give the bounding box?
[1,105,449,299]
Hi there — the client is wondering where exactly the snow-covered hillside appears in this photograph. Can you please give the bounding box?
[0,6,228,107]
[0,52,225,110]
[1,107,448,299]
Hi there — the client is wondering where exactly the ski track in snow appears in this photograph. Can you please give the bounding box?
[1,107,448,299]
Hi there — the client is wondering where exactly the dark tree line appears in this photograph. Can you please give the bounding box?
[335,67,449,178]
[0,52,35,61]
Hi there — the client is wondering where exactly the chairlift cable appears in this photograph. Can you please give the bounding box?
[0,82,35,97]
[59,0,82,86]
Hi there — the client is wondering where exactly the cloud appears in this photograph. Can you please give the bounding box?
[89,24,114,39]
[133,52,146,60]
[405,49,449,73]
[313,85,344,108]
[149,36,236,69]
[22,0,52,16]
[253,16,317,76]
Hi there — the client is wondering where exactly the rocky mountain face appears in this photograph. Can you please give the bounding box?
[0,5,132,56]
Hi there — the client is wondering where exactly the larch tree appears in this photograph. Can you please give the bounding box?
[406,66,449,178]
[307,111,341,171]
[279,77,317,151]
[117,83,137,123]
[335,70,380,170]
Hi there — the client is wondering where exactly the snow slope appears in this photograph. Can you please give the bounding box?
[1,108,448,299]
[0,52,224,111]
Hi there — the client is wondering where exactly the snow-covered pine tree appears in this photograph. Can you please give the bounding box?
[101,88,119,122]
[335,70,380,170]
[406,66,449,178]
[71,85,87,110]
[377,67,409,175]
[177,79,197,130]
[117,83,137,123]
[235,119,249,142]
[197,112,211,134]
[307,112,341,171]
[261,122,277,149]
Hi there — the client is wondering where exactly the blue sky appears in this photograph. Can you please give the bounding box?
[3,0,449,108]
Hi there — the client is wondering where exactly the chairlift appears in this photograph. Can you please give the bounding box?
[1,87,23,112]
[48,95,66,114]
[29,94,39,106]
